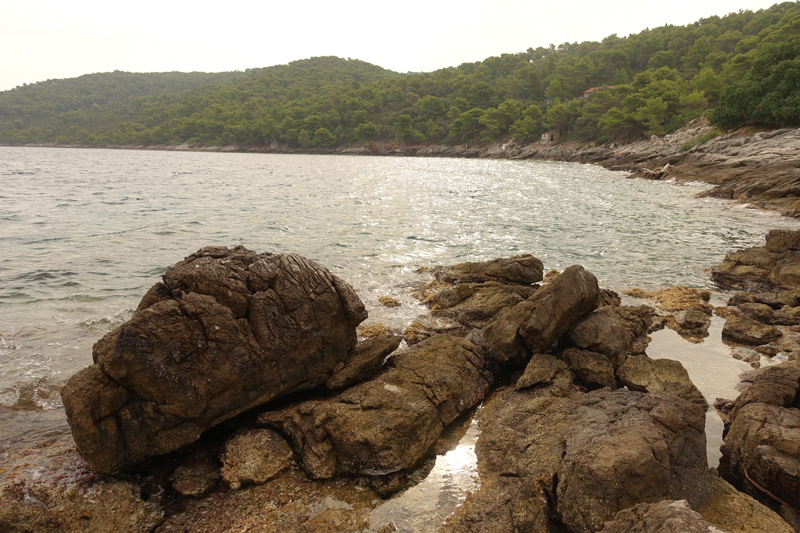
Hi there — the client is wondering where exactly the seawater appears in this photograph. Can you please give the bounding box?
[1,146,799,529]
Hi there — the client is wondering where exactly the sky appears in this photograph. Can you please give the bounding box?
[0,0,786,91]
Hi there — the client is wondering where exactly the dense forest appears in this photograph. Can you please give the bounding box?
[1,2,799,149]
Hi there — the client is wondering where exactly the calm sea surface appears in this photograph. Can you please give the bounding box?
[1,146,799,529]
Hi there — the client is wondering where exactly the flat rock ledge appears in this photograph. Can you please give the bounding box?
[1,251,794,532]
[711,229,800,363]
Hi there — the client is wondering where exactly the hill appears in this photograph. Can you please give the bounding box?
[1,3,799,148]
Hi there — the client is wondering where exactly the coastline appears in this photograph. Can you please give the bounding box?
[7,122,800,219]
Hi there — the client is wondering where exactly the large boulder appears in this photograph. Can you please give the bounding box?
[722,362,800,511]
[62,247,367,473]
[258,334,493,478]
[567,305,655,368]
[484,265,599,363]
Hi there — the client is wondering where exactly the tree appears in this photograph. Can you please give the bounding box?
[394,114,425,143]
[312,127,337,147]
[711,36,800,129]
[353,122,376,141]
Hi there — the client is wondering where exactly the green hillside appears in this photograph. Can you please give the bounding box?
[1,2,799,148]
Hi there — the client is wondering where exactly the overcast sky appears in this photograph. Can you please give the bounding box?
[0,0,784,91]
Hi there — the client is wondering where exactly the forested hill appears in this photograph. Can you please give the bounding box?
[1,2,799,149]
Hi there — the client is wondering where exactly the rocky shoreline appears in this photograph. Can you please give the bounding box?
[13,121,800,218]
[4,236,800,532]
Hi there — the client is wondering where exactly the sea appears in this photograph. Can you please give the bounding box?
[1,146,799,530]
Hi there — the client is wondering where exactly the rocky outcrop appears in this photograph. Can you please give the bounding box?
[441,384,790,533]
[62,246,368,473]
[431,254,544,285]
[14,252,795,532]
[484,264,599,363]
[722,362,800,516]
[258,334,493,478]
[712,229,800,291]
[599,500,726,533]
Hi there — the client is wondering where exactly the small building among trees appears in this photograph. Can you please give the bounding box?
[541,130,560,144]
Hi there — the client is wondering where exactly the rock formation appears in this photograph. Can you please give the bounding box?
[4,251,795,533]
[62,246,368,473]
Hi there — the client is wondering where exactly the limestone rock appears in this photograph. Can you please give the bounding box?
[561,347,615,389]
[220,427,293,490]
[617,355,708,410]
[258,335,493,478]
[599,500,727,533]
[325,334,402,391]
[431,254,544,285]
[722,316,782,346]
[62,247,367,473]
[484,265,599,363]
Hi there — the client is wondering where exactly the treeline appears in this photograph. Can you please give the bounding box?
[1,2,799,148]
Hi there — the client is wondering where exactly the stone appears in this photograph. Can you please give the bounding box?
[568,305,655,367]
[431,254,544,285]
[617,355,708,410]
[731,346,761,363]
[258,335,493,478]
[599,500,727,533]
[766,229,800,254]
[729,362,800,422]
[484,265,599,363]
[775,306,800,325]
[672,306,713,339]
[515,353,572,394]
[220,427,293,490]
[442,387,707,533]
[722,316,782,346]
[722,403,800,511]
[737,303,775,324]
[561,347,615,389]
[325,334,402,391]
[169,448,220,497]
[62,247,367,473]
[403,315,467,346]
[430,281,536,329]
[442,385,790,533]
